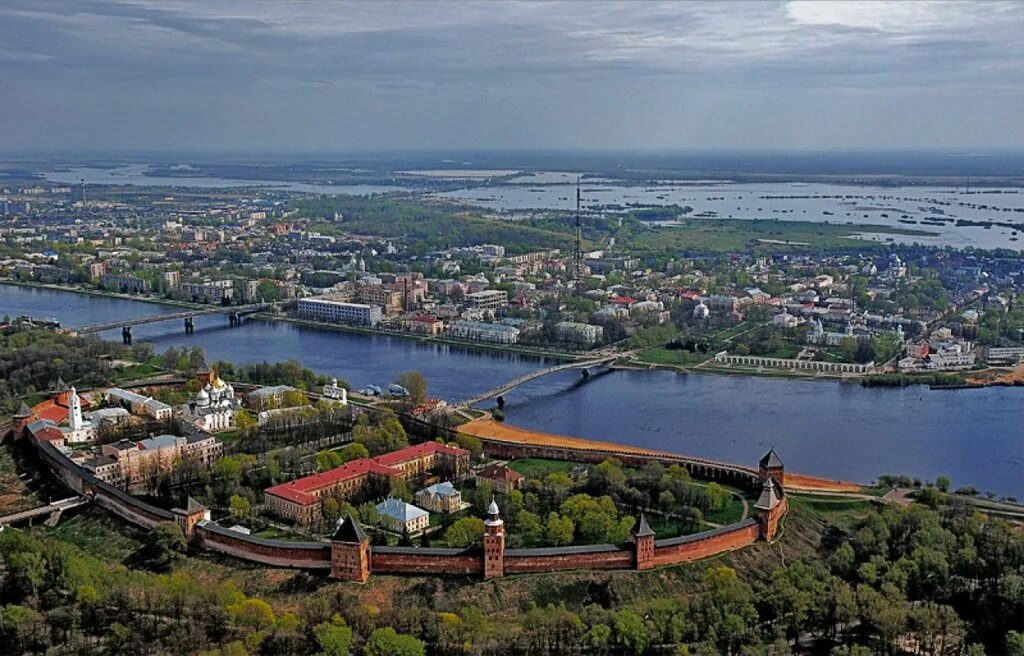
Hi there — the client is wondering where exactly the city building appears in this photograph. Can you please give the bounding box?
[100,273,149,294]
[179,279,233,303]
[476,464,525,494]
[415,481,462,513]
[298,297,383,327]
[447,320,520,344]
[555,321,604,346]
[244,384,297,410]
[464,289,508,310]
[264,441,470,524]
[85,433,223,488]
[180,370,241,432]
[323,378,348,404]
[106,388,173,421]
[375,497,429,534]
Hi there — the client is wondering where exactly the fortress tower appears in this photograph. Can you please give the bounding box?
[759,449,784,484]
[483,498,505,579]
[330,515,371,583]
[631,514,655,570]
[171,497,210,541]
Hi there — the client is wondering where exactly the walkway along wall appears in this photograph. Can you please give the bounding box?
[474,436,763,491]
[30,436,787,581]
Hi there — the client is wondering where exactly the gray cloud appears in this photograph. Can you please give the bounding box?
[1,0,1021,152]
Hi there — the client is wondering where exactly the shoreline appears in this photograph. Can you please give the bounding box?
[4,279,1017,392]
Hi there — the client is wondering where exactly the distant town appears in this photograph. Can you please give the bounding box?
[2,176,1023,390]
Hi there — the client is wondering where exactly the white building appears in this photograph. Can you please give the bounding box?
[62,387,96,444]
[773,311,798,329]
[180,371,240,432]
[448,320,520,344]
[555,321,604,346]
[298,297,382,326]
[323,378,348,404]
[376,497,430,534]
[106,388,173,421]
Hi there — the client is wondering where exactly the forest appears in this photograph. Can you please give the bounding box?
[1,486,1021,655]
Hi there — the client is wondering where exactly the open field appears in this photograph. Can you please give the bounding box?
[506,457,575,479]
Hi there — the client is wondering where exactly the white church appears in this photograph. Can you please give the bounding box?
[180,370,241,432]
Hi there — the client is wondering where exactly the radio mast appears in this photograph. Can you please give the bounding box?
[573,176,582,283]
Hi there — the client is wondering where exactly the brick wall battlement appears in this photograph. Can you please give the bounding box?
[29,433,785,581]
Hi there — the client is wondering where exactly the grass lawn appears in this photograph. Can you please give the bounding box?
[43,507,146,562]
[751,345,801,359]
[635,347,711,366]
[713,322,753,341]
[704,497,747,525]
[507,458,575,480]
[789,496,876,530]
[252,526,311,542]
[110,362,165,383]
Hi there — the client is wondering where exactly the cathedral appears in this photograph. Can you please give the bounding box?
[180,370,241,432]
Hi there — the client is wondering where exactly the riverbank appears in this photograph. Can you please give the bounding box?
[0,279,203,311]
[460,417,863,493]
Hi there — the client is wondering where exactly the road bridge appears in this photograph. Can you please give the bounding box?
[456,354,620,407]
[77,303,272,341]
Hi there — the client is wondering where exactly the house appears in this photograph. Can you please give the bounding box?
[376,497,430,534]
[415,481,462,513]
[476,464,525,494]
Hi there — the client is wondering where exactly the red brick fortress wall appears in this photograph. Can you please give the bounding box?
[651,519,760,568]
[371,547,484,575]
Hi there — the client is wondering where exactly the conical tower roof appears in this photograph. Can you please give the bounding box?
[631,514,655,538]
[331,515,368,543]
[15,401,32,417]
[754,478,782,511]
[759,449,784,469]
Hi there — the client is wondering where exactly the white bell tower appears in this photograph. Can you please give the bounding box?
[68,386,83,431]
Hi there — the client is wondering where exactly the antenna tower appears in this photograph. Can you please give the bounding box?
[573,177,582,283]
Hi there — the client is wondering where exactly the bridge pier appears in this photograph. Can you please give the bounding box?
[184,317,195,335]
[121,326,132,345]
[229,312,241,327]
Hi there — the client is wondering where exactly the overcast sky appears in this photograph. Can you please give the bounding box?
[1,0,1022,153]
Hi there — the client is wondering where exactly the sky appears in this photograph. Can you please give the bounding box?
[1,0,1022,154]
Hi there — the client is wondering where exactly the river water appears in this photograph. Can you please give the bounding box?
[3,284,1022,497]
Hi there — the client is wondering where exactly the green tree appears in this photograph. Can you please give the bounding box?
[935,475,951,493]
[395,370,428,404]
[365,627,425,656]
[234,408,256,430]
[314,615,353,656]
[229,494,251,521]
[338,442,370,463]
[446,517,485,548]
[612,609,649,653]
[316,449,343,472]
[136,522,187,572]
[546,512,575,546]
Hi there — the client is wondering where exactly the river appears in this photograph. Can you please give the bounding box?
[3,284,1022,497]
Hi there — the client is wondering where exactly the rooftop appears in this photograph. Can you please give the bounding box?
[265,441,469,506]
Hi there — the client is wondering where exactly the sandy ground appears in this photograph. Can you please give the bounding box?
[461,418,862,492]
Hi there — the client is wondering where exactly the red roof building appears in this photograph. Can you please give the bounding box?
[264,441,470,524]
